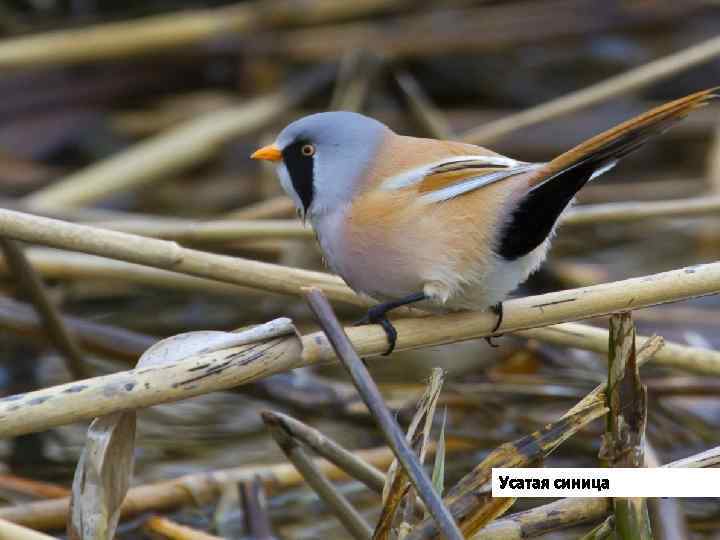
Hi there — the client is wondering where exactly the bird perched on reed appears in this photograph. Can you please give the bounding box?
[253,88,716,354]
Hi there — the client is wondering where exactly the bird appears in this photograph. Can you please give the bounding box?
[252,88,717,355]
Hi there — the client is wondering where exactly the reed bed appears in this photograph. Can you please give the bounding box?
[0,2,719,539]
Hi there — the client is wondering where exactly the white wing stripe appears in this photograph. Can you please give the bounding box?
[418,163,543,204]
[379,155,521,191]
[589,160,617,181]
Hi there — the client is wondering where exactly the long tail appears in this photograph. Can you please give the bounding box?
[496,88,718,260]
[536,87,718,184]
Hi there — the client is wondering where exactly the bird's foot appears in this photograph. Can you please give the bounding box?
[353,292,426,356]
[354,305,398,356]
[484,302,504,348]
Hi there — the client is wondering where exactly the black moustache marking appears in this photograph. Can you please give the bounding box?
[282,140,315,213]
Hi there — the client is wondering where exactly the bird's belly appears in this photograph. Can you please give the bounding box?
[442,258,527,311]
[444,240,550,311]
[312,203,549,310]
[326,239,427,301]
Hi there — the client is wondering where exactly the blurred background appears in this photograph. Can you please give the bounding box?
[1,1,720,538]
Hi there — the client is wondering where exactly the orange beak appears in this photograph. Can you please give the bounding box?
[251,144,282,162]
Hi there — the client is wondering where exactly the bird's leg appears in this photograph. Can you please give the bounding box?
[355,292,427,355]
[485,301,504,348]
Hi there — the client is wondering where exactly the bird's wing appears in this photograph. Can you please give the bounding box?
[379,155,543,204]
[378,88,716,263]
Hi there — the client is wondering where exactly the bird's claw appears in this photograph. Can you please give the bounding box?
[376,317,398,356]
[354,308,397,355]
[484,302,504,348]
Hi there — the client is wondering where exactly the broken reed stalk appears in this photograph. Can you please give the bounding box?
[303,288,463,540]
[376,368,445,540]
[266,413,373,540]
[461,33,720,144]
[603,313,652,540]
[408,333,662,540]
[414,340,659,539]
[0,308,709,439]
[406,404,609,539]
[2,208,720,362]
[471,444,720,540]
[23,67,332,210]
[405,326,628,540]
[0,297,363,416]
[0,239,90,379]
[0,195,282,227]
[0,321,303,438]
[262,411,386,494]
[563,334,663,420]
[18,192,720,244]
[333,264,720,354]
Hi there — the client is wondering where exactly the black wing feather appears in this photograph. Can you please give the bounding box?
[496,113,683,261]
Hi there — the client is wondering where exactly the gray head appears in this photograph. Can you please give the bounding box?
[252,111,389,219]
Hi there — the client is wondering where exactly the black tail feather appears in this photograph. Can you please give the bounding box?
[495,88,717,261]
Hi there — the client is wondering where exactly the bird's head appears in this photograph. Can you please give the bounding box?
[251,111,389,220]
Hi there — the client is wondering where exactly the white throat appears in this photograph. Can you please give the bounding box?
[309,203,350,276]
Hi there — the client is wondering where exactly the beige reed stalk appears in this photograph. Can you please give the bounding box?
[2,257,720,438]
[3,249,717,374]
[0,0,405,68]
[0,208,719,370]
[461,34,720,144]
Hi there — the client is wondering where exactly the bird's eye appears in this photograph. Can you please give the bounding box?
[301,144,315,157]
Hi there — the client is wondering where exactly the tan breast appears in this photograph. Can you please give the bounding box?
[335,134,532,304]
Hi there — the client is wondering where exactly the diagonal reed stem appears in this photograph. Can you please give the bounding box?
[266,414,372,540]
[0,238,90,379]
[461,34,720,144]
[303,287,463,540]
[263,410,386,494]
